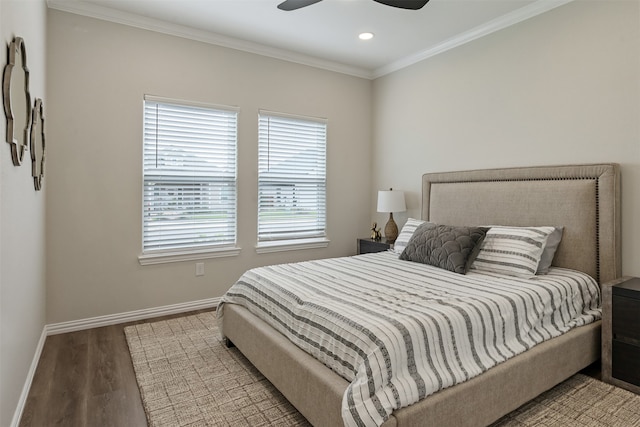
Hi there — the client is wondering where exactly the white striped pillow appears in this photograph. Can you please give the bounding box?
[470,226,555,278]
[393,218,426,254]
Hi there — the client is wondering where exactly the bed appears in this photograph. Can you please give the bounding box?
[219,163,621,427]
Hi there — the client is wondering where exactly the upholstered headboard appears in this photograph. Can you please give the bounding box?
[422,164,621,284]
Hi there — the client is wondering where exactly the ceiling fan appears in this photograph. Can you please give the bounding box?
[277,0,429,11]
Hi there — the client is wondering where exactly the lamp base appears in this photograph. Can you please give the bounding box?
[384,213,399,244]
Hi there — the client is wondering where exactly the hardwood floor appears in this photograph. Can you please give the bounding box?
[18,307,601,427]
[19,309,214,427]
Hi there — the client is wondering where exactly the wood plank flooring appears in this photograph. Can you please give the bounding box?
[18,307,601,427]
[19,309,214,427]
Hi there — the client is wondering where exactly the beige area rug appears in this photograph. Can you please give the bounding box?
[124,312,310,427]
[490,374,640,427]
[125,312,640,427]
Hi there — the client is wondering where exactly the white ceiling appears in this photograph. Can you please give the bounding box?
[47,0,572,79]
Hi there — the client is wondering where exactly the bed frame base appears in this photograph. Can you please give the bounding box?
[223,304,600,427]
[222,163,618,426]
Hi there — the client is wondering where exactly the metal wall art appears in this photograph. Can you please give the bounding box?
[30,98,45,190]
[3,36,32,166]
[2,36,45,190]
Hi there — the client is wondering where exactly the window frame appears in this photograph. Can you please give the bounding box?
[138,95,241,265]
[255,110,329,253]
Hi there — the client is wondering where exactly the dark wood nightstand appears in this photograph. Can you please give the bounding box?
[357,238,391,255]
[602,276,640,394]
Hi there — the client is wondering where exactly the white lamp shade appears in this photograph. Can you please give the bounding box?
[377,190,406,213]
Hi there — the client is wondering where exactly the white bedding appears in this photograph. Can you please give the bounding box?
[217,251,601,427]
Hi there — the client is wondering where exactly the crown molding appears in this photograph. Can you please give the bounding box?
[48,0,572,81]
[46,0,374,79]
[373,0,574,79]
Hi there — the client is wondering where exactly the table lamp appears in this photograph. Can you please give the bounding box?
[377,188,406,244]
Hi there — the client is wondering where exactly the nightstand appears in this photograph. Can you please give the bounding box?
[602,276,640,394]
[357,238,391,255]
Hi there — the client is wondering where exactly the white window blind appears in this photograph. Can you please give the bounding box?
[258,111,327,243]
[143,96,238,253]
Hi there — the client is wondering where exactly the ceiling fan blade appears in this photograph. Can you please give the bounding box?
[373,0,429,10]
[277,0,323,11]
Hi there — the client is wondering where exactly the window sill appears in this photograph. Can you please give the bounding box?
[138,246,241,265]
[255,238,330,254]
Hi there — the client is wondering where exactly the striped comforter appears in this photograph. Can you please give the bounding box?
[217,251,601,427]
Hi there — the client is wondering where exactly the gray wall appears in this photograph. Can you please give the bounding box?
[4,1,639,423]
[372,0,640,277]
[45,10,373,324]
[0,1,47,425]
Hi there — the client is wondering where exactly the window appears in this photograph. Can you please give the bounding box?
[140,96,239,264]
[257,111,328,252]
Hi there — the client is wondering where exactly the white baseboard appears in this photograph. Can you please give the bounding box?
[11,297,220,426]
[11,326,48,427]
[46,297,221,335]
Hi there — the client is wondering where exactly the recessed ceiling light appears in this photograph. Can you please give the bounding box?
[359,32,374,41]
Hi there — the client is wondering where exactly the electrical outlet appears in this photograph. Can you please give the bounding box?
[195,262,205,276]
